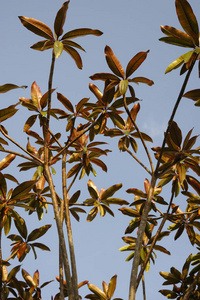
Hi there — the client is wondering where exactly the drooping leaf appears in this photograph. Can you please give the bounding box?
[62,28,103,40]
[126,51,149,78]
[175,0,199,46]
[105,45,125,78]
[54,1,69,39]
[11,211,27,240]
[19,16,54,40]
[27,224,51,242]
[63,45,83,69]
[0,84,27,93]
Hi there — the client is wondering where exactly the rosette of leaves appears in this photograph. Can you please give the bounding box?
[153,121,200,196]
[105,102,152,152]
[119,231,170,271]
[19,1,103,67]
[67,126,110,179]
[90,45,154,100]
[159,255,200,299]
[56,93,91,132]
[167,202,200,246]
[85,274,123,300]
[87,80,125,139]
[119,179,167,235]
[159,0,200,74]
[0,172,36,236]
[84,180,128,222]
[7,221,51,262]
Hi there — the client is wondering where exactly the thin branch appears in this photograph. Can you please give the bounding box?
[123,95,154,173]
[0,148,37,162]
[182,269,200,300]
[0,126,43,165]
[62,152,79,300]
[124,145,152,175]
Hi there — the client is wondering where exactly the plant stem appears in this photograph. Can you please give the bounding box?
[128,55,197,300]
[124,145,151,175]
[62,152,79,300]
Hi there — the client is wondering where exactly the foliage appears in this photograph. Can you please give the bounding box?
[1,0,200,299]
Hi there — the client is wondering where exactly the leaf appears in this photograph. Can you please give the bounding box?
[62,28,103,40]
[57,93,74,112]
[54,41,64,58]
[175,0,199,46]
[27,224,51,242]
[159,289,178,298]
[22,269,35,287]
[87,284,107,300]
[69,190,81,205]
[54,1,69,39]
[129,77,154,86]
[31,40,54,51]
[126,51,149,78]
[160,25,194,47]
[153,245,171,255]
[19,16,54,40]
[11,180,36,200]
[63,45,83,69]
[7,265,21,282]
[101,183,122,200]
[0,154,16,171]
[31,242,50,251]
[23,115,37,132]
[0,84,27,93]
[165,50,194,73]
[107,275,117,299]
[87,207,98,222]
[0,105,18,122]
[87,180,99,199]
[12,211,27,239]
[105,45,125,78]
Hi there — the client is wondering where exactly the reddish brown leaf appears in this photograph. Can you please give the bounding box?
[63,45,83,69]
[19,16,54,40]
[126,51,149,78]
[57,93,74,112]
[62,28,103,40]
[105,45,125,78]
[54,1,69,39]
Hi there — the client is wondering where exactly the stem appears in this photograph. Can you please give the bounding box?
[136,192,174,289]
[128,55,197,300]
[182,270,200,300]
[0,214,3,300]
[62,152,79,300]
[124,145,152,175]
[141,272,146,300]
[123,95,154,173]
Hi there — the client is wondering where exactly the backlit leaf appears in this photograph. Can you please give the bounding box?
[87,180,99,199]
[0,105,18,122]
[54,1,69,39]
[19,16,54,40]
[175,0,199,46]
[129,77,154,86]
[0,84,27,93]
[62,28,103,40]
[11,180,36,200]
[27,224,51,242]
[126,51,149,78]
[22,269,35,287]
[105,45,125,78]
[165,50,193,73]
[23,115,37,132]
[54,41,63,58]
[63,45,83,69]
[107,275,117,299]
[57,93,74,112]
[0,154,16,171]
[87,284,107,300]
[101,183,122,200]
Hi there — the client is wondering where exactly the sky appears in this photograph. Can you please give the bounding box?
[1,0,200,299]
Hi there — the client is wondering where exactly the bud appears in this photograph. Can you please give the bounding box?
[119,80,128,95]
[54,41,63,58]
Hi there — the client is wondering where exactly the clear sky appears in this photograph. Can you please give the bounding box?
[1,1,200,299]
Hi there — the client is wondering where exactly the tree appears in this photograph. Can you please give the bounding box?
[1,0,200,299]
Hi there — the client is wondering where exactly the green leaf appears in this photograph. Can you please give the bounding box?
[27,224,51,242]
[54,41,64,58]
[31,242,50,251]
[0,84,27,93]
[62,28,103,40]
[105,45,125,78]
[159,289,178,299]
[54,1,69,39]
[175,0,199,46]
[19,16,54,40]
[0,105,18,122]
[101,183,122,200]
[11,211,27,240]
[126,51,149,78]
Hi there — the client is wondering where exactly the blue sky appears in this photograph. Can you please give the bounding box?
[1,1,200,299]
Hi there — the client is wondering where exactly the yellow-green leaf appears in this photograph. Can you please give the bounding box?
[54,41,64,58]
